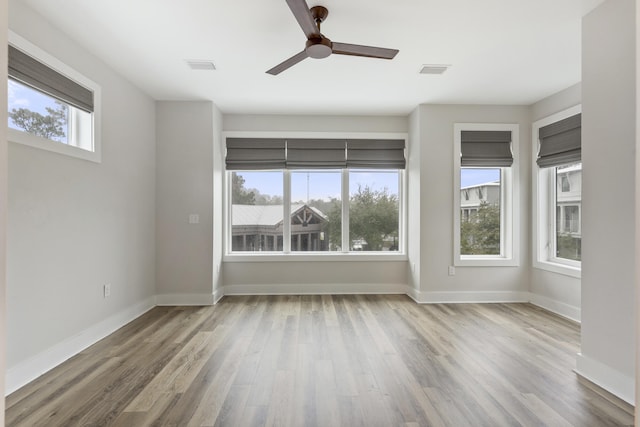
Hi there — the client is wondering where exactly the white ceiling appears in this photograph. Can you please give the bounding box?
[21,0,605,115]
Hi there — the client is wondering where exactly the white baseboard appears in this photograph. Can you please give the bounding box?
[223,283,409,296]
[409,290,529,304]
[528,293,581,322]
[406,286,421,303]
[6,297,155,396]
[213,287,224,304]
[155,293,215,306]
[575,353,635,405]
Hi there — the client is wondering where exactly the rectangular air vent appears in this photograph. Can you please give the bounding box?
[419,64,450,75]
[186,60,216,70]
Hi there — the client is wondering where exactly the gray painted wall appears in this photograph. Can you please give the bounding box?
[156,101,222,302]
[407,109,421,294]
[222,114,409,293]
[416,105,531,299]
[7,0,156,371]
[579,0,636,402]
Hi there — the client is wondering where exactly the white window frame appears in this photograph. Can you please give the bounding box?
[222,131,408,262]
[532,105,582,278]
[453,123,519,267]
[7,31,101,163]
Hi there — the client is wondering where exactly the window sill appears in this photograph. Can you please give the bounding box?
[533,260,581,278]
[9,129,101,163]
[455,256,519,267]
[223,252,408,263]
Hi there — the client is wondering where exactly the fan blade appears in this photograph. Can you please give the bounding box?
[285,0,320,39]
[266,50,309,75]
[332,42,399,59]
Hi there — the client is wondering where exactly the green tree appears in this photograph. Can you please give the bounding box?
[325,198,342,250]
[460,202,501,255]
[255,193,283,205]
[9,101,68,141]
[557,234,581,261]
[231,173,256,205]
[349,185,398,251]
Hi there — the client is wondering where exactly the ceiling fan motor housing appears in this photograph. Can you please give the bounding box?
[305,37,332,59]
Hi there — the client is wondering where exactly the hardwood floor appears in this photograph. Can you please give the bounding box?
[6,295,634,426]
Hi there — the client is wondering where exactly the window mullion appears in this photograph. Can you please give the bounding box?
[549,168,557,259]
[341,169,349,252]
[283,170,291,253]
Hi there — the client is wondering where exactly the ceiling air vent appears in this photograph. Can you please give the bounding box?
[186,60,216,71]
[419,64,450,75]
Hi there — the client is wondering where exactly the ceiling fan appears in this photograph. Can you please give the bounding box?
[266,0,399,75]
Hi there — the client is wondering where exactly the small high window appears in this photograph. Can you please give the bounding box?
[7,32,101,162]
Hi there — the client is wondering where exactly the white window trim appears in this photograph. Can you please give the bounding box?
[532,105,582,278]
[453,123,519,267]
[222,131,408,262]
[7,31,101,163]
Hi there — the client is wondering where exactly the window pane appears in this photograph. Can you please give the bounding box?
[349,170,400,252]
[555,163,581,261]
[291,171,341,251]
[8,79,69,143]
[460,168,501,255]
[231,171,283,252]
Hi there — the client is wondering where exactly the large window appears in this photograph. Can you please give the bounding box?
[225,137,405,256]
[7,32,100,162]
[533,106,582,276]
[453,124,519,266]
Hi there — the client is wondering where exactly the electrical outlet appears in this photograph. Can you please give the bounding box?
[103,283,111,298]
[189,214,200,224]
[448,266,456,276]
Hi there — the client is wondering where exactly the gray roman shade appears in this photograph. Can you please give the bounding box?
[537,113,581,168]
[8,45,94,113]
[225,138,286,170]
[460,131,513,167]
[286,139,346,169]
[226,138,406,170]
[346,139,406,169]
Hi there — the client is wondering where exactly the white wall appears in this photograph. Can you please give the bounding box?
[6,1,157,393]
[212,106,224,302]
[1,0,8,421]
[529,83,582,321]
[222,114,410,294]
[156,101,223,304]
[407,109,421,298]
[579,0,635,404]
[636,0,640,416]
[415,105,531,302]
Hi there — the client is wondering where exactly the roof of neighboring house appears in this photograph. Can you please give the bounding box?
[232,204,327,227]
[557,163,582,173]
[461,181,500,190]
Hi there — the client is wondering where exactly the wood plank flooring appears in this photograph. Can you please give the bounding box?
[5,295,635,426]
